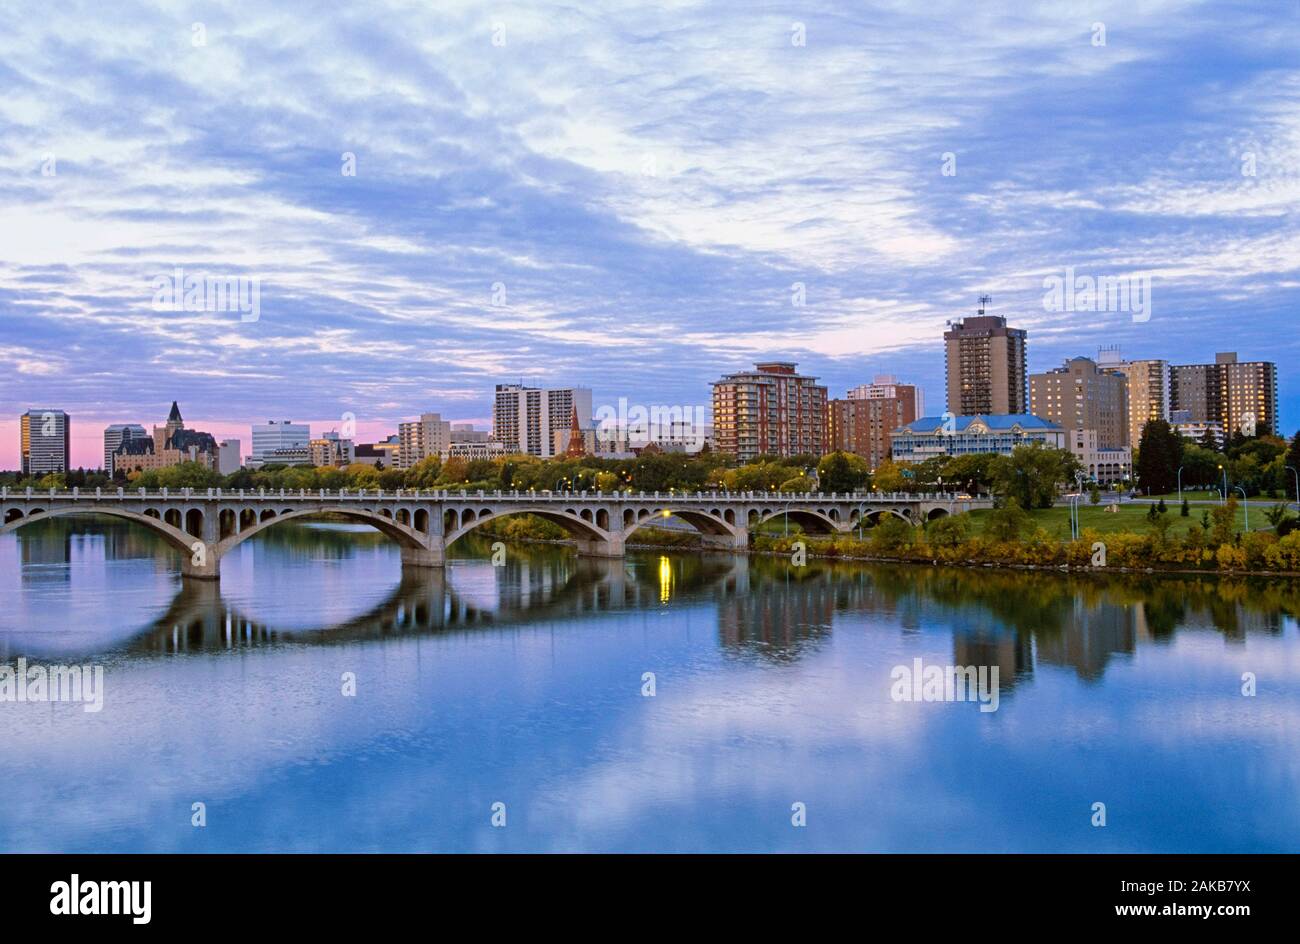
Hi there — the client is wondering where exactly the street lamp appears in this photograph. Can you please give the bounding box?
[1218,465,1227,504]
[1177,465,1184,504]
[1287,465,1299,509]
[1234,485,1249,531]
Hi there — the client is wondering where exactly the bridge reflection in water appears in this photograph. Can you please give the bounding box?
[2,517,1294,690]
[127,544,1294,691]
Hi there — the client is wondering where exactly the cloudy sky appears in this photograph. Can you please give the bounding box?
[2,0,1298,468]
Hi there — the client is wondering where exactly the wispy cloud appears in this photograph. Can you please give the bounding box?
[1,0,1298,466]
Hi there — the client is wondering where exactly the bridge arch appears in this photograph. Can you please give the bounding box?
[621,507,742,542]
[0,506,197,555]
[752,508,841,534]
[214,506,428,557]
[860,508,913,526]
[443,507,608,549]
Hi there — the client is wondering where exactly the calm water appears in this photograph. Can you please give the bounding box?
[1,515,1298,853]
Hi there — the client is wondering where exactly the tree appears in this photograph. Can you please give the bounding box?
[990,443,1082,509]
[1134,419,1182,495]
[1210,497,1238,545]
[1286,431,1300,501]
[943,452,997,495]
[871,515,914,551]
[983,498,1031,542]
[816,451,870,493]
[872,459,911,493]
[926,513,972,548]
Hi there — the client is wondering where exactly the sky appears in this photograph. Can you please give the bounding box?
[2,0,1299,469]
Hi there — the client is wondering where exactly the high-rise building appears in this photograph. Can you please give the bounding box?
[1171,352,1278,440]
[218,439,242,475]
[711,361,828,461]
[20,409,70,476]
[829,377,921,468]
[493,384,593,458]
[845,375,925,418]
[251,420,311,466]
[1029,357,1129,450]
[396,413,451,469]
[103,423,148,476]
[1097,348,1170,448]
[944,305,1027,415]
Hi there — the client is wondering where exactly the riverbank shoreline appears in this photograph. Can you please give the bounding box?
[468,530,1300,579]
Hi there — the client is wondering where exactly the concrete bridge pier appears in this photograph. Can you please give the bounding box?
[181,544,222,580]
[400,542,446,569]
[573,532,625,558]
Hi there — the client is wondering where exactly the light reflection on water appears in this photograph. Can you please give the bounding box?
[0,514,1297,853]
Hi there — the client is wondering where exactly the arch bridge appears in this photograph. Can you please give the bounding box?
[0,485,990,580]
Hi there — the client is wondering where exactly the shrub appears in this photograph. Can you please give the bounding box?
[926,513,972,548]
[872,515,915,552]
[984,499,1030,542]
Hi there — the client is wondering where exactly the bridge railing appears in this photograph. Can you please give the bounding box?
[1,485,974,503]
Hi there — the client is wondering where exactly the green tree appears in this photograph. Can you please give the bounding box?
[926,513,972,548]
[943,452,997,495]
[1210,497,1238,545]
[983,499,1031,542]
[991,444,1081,509]
[1135,419,1182,495]
[816,451,870,493]
[871,515,914,551]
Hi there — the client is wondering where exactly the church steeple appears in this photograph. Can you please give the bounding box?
[564,406,587,457]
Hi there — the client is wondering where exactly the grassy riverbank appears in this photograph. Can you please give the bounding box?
[465,508,1300,575]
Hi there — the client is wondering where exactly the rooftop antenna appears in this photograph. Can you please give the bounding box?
[977,294,992,315]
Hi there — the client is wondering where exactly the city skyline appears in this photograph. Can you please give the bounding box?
[4,3,1300,469]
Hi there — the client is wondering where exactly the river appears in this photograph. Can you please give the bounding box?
[1,515,1296,852]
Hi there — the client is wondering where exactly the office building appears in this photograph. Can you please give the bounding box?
[218,439,242,475]
[251,420,311,465]
[20,409,70,476]
[493,384,593,458]
[1029,357,1129,449]
[353,435,400,468]
[711,361,827,461]
[103,423,147,476]
[944,306,1027,415]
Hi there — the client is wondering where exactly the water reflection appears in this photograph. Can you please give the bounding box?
[2,516,1298,853]
[1,516,1297,678]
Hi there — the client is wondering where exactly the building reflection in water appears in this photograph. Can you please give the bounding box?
[5,518,1299,687]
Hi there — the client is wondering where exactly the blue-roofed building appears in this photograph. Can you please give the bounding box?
[890,414,1065,462]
